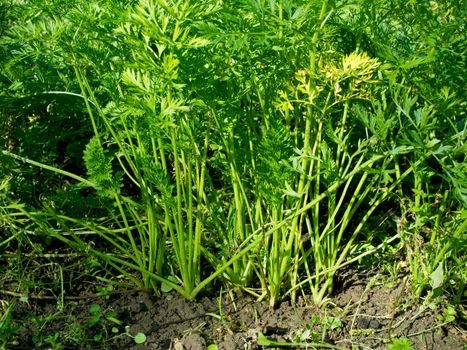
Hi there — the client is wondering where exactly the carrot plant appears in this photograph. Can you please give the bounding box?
[41,0,228,298]
[1,0,465,309]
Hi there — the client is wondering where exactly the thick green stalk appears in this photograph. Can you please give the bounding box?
[282,0,330,306]
[114,194,143,268]
[170,128,190,291]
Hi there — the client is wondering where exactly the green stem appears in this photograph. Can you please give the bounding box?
[2,150,94,187]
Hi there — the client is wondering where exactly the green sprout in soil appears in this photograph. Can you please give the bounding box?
[387,337,414,350]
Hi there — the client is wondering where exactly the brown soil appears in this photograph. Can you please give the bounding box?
[5,270,465,350]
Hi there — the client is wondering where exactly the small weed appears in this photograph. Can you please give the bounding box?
[0,302,19,350]
[123,326,146,344]
[387,337,414,350]
[293,313,343,344]
[96,284,114,299]
[86,303,103,329]
[30,313,63,349]
[321,315,343,341]
[293,327,319,343]
[85,303,123,341]
[85,303,146,345]
[436,304,456,323]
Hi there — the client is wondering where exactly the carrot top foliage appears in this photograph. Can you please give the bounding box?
[1,0,465,308]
